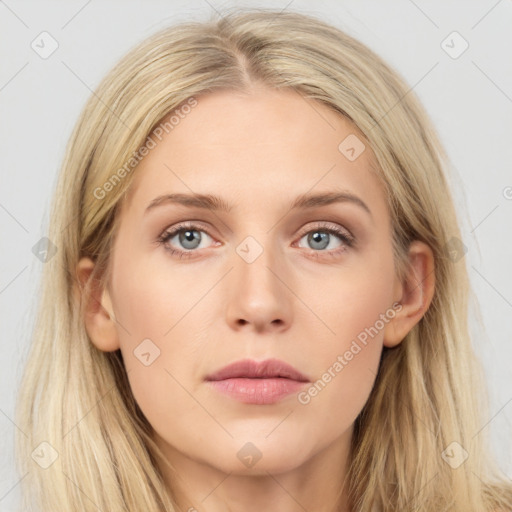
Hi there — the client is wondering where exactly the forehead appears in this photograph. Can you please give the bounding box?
[121,87,385,216]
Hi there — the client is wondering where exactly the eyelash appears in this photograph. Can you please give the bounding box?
[156,221,355,260]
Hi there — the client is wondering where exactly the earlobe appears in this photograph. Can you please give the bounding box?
[383,241,435,348]
[75,257,120,352]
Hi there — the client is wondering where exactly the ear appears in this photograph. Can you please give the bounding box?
[383,241,435,348]
[74,257,120,352]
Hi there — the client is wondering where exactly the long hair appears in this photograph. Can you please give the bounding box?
[15,8,512,511]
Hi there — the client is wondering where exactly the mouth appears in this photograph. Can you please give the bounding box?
[205,358,310,405]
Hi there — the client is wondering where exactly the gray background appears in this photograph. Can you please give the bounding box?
[1,0,511,509]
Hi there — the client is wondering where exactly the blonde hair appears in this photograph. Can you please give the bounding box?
[15,8,512,512]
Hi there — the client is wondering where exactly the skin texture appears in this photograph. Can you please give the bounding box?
[77,87,435,512]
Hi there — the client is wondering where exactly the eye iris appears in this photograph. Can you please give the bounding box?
[179,230,201,250]
[168,227,342,253]
[308,231,329,250]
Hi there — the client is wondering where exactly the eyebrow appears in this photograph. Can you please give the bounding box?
[144,190,372,217]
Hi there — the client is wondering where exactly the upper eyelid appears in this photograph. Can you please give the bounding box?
[297,221,352,236]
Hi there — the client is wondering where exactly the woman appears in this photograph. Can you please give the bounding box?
[15,8,512,512]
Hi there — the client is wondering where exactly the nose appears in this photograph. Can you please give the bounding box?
[225,240,293,334]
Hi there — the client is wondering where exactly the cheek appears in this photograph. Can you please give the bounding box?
[304,243,396,351]
[111,253,200,343]
[295,246,395,422]
[109,255,208,420]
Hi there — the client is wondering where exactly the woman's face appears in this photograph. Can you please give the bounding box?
[86,87,409,476]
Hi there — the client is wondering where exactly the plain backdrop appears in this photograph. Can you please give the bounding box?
[1,0,511,509]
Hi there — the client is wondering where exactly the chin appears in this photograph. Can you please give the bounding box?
[204,435,313,476]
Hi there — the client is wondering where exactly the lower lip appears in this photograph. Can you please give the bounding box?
[207,378,308,405]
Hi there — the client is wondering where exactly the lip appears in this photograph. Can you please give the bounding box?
[205,358,310,405]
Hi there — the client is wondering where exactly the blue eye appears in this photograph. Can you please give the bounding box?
[168,228,203,250]
[156,222,354,259]
[156,223,213,258]
[297,227,354,252]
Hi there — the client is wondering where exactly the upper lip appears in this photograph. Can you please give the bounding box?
[205,358,310,382]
